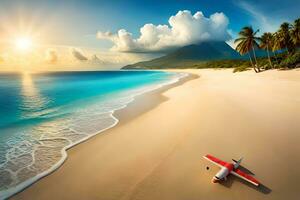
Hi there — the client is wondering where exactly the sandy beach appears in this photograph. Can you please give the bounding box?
[12,69,300,200]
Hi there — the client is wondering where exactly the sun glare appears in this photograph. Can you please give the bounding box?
[15,37,33,51]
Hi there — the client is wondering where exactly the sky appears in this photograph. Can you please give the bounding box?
[0,0,299,71]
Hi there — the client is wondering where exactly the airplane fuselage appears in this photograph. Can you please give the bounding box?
[212,163,235,183]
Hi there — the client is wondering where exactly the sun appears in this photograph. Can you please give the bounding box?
[15,37,33,51]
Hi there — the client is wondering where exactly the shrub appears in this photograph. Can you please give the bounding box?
[233,66,250,73]
[280,52,300,68]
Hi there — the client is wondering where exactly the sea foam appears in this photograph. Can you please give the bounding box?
[0,71,187,199]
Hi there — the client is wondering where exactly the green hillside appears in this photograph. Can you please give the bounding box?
[122,41,243,69]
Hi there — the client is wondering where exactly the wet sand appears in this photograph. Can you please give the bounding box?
[12,69,300,200]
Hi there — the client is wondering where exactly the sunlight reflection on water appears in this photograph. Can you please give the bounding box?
[20,73,49,119]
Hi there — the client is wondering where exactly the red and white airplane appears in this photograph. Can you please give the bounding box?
[203,154,260,186]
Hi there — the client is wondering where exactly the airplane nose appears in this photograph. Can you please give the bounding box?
[212,178,218,183]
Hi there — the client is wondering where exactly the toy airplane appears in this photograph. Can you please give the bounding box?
[203,154,260,186]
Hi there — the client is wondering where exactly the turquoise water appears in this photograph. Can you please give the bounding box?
[0,70,185,198]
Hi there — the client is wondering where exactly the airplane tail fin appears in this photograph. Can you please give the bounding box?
[232,157,243,168]
[232,157,243,163]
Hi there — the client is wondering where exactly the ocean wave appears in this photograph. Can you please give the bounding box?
[0,71,188,199]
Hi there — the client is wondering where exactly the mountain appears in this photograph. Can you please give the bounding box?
[122,41,243,69]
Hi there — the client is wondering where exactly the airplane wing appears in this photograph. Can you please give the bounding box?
[203,154,227,168]
[231,169,260,186]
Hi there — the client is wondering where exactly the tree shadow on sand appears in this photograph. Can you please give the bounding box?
[219,165,272,195]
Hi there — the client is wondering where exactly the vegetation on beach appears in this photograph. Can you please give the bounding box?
[234,17,300,72]
[128,51,300,72]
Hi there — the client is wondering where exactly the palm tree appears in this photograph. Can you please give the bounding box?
[270,32,280,65]
[235,26,260,72]
[290,18,300,47]
[272,32,282,51]
[260,32,274,68]
[277,22,292,53]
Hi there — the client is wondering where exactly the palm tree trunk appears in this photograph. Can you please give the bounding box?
[266,45,273,68]
[248,52,257,73]
[285,43,290,54]
[252,45,260,72]
[273,51,278,65]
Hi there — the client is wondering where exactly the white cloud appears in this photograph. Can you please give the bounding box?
[71,48,88,61]
[97,10,231,53]
[45,49,58,64]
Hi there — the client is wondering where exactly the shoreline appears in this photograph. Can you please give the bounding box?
[12,69,300,200]
[114,72,198,124]
[3,71,197,200]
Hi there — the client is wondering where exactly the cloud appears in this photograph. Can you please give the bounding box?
[90,54,102,62]
[71,48,88,61]
[97,10,231,53]
[45,49,58,64]
[87,54,105,65]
